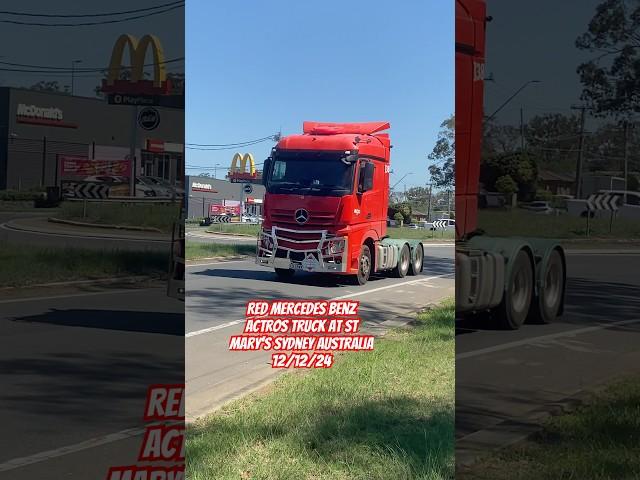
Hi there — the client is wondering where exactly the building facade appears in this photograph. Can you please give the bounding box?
[0,87,184,190]
[186,175,265,219]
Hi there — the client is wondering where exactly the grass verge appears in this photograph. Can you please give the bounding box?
[186,241,255,260]
[387,226,455,241]
[203,224,455,242]
[206,223,261,236]
[459,375,640,480]
[478,208,640,240]
[0,245,168,287]
[59,201,180,233]
[186,300,455,480]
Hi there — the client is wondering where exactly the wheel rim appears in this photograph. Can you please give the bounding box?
[360,254,370,278]
[511,266,530,313]
[400,248,409,271]
[544,258,561,309]
[414,247,423,270]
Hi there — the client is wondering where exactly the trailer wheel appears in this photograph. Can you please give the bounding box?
[393,244,411,278]
[275,268,295,280]
[529,249,564,324]
[496,250,533,329]
[355,245,372,285]
[408,244,424,276]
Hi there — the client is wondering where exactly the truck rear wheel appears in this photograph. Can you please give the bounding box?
[496,250,533,330]
[408,244,424,276]
[355,245,372,285]
[529,249,564,324]
[275,268,295,280]
[393,244,411,278]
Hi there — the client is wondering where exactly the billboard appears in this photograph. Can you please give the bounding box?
[59,155,132,179]
[210,204,241,216]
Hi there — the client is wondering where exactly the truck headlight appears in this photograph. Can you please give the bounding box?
[328,239,345,254]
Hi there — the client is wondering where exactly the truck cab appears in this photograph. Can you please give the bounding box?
[257,121,424,284]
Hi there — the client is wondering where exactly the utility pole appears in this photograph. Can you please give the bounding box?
[623,120,630,205]
[571,105,587,199]
[427,183,433,221]
[520,107,525,150]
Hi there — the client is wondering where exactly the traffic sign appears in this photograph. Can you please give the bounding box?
[243,184,253,194]
[62,181,109,199]
[586,193,619,211]
[432,220,448,229]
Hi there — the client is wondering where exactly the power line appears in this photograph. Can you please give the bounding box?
[186,135,277,147]
[0,57,184,72]
[0,1,183,18]
[0,4,184,27]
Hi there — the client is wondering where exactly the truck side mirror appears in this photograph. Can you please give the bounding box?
[262,157,272,186]
[359,162,375,193]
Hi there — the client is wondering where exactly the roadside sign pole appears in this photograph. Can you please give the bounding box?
[129,105,138,197]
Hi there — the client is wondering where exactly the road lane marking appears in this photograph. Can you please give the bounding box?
[186,273,453,338]
[456,318,640,360]
[0,288,159,305]
[0,426,145,472]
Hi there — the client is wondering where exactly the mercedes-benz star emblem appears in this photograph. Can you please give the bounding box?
[294,208,309,224]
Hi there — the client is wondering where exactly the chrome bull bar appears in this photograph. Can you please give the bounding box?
[256,226,348,273]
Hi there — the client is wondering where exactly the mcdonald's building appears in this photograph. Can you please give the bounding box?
[0,34,183,191]
[185,175,266,219]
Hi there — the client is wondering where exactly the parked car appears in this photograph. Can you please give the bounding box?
[140,176,185,197]
[522,201,554,214]
[408,224,420,229]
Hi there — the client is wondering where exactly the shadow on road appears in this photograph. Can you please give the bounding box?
[10,309,184,335]
[0,350,182,423]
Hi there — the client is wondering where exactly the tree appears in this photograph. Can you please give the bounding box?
[388,202,412,224]
[495,175,518,196]
[30,80,68,93]
[428,116,455,188]
[393,212,404,226]
[481,151,538,200]
[405,186,429,204]
[576,0,640,117]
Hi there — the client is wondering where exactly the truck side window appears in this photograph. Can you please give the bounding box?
[272,160,286,180]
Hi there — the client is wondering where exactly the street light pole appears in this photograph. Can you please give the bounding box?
[71,59,82,96]
[391,172,413,191]
[486,80,541,123]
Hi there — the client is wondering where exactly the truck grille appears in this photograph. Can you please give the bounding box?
[271,208,336,228]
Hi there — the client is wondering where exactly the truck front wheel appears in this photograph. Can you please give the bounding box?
[275,268,295,280]
[393,244,411,278]
[496,250,533,329]
[355,245,372,285]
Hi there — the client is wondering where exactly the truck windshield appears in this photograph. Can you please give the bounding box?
[266,151,355,196]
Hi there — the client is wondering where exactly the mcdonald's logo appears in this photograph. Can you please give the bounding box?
[228,153,259,183]
[102,34,169,95]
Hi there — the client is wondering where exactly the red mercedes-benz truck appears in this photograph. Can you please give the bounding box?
[257,121,424,285]
[456,0,566,328]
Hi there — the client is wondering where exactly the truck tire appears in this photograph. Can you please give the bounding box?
[393,244,411,278]
[275,268,295,280]
[496,250,533,330]
[529,249,564,324]
[408,244,424,276]
[355,245,372,285]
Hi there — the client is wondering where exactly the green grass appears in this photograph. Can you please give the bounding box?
[478,209,640,240]
[0,245,168,287]
[186,300,455,480]
[206,223,262,236]
[204,224,454,241]
[186,241,256,260]
[387,226,455,241]
[459,376,640,480]
[58,201,180,233]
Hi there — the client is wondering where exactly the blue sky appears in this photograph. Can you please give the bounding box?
[186,0,453,190]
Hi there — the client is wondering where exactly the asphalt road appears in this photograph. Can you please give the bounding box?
[186,229,255,244]
[0,212,170,251]
[0,285,183,479]
[455,250,640,465]
[185,244,455,420]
